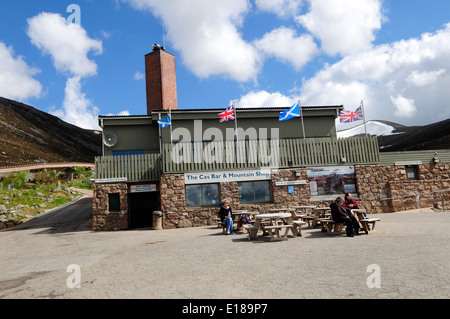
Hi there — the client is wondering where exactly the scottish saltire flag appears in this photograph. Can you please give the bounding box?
[279,103,300,121]
[340,106,363,123]
[158,115,172,128]
[219,105,235,122]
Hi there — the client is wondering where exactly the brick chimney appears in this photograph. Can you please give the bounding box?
[145,44,178,114]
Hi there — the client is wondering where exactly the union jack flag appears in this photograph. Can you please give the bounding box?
[340,106,363,123]
[219,105,235,122]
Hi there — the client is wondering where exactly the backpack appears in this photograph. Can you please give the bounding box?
[240,214,251,224]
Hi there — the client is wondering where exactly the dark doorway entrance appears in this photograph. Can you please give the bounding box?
[129,192,160,229]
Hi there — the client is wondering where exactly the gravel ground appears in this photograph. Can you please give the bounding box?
[1,202,449,300]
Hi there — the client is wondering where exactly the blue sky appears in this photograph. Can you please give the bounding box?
[1,0,450,130]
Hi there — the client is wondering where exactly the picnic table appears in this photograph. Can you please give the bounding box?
[292,205,316,215]
[352,209,380,234]
[303,207,331,228]
[244,213,305,241]
[232,210,259,231]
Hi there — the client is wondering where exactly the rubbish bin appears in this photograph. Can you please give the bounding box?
[152,211,163,230]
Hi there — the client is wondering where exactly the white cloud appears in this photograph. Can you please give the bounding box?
[406,69,446,87]
[0,42,42,100]
[300,23,450,125]
[27,12,103,77]
[296,0,383,56]
[255,0,304,18]
[51,76,100,130]
[27,12,103,129]
[133,71,145,81]
[254,26,318,71]
[391,95,417,118]
[123,0,261,82]
[236,90,299,108]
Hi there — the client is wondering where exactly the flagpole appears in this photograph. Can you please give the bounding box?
[169,106,173,145]
[299,100,306,140]
[158,112,163,171]
[233,101,238,144]
[361,100,368,136]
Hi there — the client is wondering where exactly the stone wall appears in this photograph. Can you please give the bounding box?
[92,183,128,231]
[92,164,450,231]
[159,168,311,229]
[355,164,450,213]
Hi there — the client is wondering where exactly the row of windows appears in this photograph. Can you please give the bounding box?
[185,181,272,207]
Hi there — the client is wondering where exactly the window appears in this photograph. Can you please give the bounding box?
[186,184,220,207]
[113,150,145,156]
[406,166,419,180]
[238,181,272,203]
[108,193,121,212]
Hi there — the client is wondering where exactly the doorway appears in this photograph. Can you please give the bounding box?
[128,192,160,229]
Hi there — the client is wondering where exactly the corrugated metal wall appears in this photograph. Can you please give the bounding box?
[103,125,160,156]
[162,116,336,143]
[379,149,450,166]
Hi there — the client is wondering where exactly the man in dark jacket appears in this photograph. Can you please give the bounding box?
[330,197,360,237]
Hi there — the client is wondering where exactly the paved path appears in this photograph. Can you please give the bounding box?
[1,206,449,299]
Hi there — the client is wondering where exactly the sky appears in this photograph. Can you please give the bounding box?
[1,0,450,131]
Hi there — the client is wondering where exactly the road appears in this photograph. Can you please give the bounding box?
[1,201,450,301]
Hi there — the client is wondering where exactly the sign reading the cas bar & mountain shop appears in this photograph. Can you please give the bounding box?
[185,169,271,185]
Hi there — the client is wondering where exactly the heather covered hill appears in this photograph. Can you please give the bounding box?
[0,97,102,166]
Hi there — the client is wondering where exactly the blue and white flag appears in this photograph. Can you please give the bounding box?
[279,103,300,121]
[158,115,172,128]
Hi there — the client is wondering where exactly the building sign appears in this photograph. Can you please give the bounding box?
[185,168,271,185]
[307,166,356,196]
[395,161,422,166]
[95,177,127,184]
[130,184,157,193]
[275,180,307,186]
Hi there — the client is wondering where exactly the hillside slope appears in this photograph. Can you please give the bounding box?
[0,97,102,166]
[338,119,450,152]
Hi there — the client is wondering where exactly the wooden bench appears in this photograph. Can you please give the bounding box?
[292,220,306,237]
[318,219,345,236]
[354,211,380,234]
[243,224,258,240]
[359,218,380,234]
[263,224,293,241]
[303,215,318,228]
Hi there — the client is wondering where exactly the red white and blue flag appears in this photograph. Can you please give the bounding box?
[219,105,235,122]
[340,106,363,123]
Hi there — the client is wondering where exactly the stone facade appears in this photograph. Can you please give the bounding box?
[159,168,311,229]
[92,183,128,231]
[92,164,450,231]
[356,164,450,213]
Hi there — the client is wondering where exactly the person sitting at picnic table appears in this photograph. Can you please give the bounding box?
[219,201,234,235]
[343,193,367,217]
[330,197,360,237]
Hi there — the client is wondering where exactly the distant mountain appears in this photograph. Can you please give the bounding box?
[338,119,450,152]
[0,97,102,166]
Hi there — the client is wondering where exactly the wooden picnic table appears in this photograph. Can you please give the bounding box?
[303,207,331,228]
[352,210,380,234]
[232,210,259,231]
[244,213,305,241]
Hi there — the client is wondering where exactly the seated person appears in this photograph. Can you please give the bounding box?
[330,197,361,237]
[219,201,234,235]
[343,193,366,217]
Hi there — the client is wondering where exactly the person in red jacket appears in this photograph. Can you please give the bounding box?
[330,197,360,237]
[343,192,359,209]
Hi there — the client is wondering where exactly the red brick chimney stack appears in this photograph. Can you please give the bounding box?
[145,44,178,115]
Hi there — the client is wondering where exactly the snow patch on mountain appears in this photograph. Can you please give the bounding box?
[337,121,404,138]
